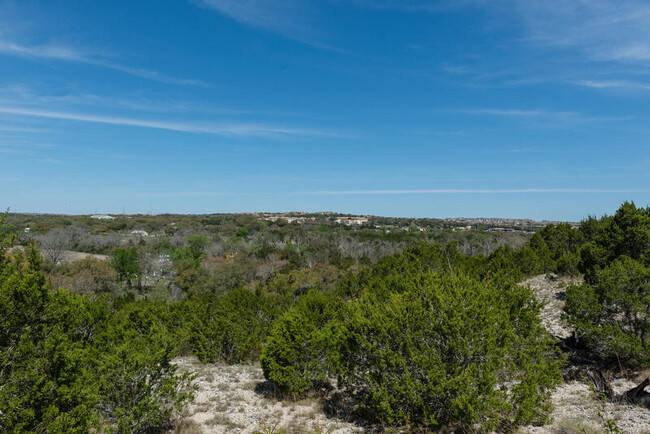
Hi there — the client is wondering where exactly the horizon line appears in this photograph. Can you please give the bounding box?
[303,188,650,195]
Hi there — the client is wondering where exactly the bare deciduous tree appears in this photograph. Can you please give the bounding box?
[36,227,73,264]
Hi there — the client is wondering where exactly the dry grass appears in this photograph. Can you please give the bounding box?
[169,419,203,434]
[552,418,601,434]
[206,414,247,430]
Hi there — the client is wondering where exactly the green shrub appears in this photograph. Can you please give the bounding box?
[534,223,584,266]
[95,334,193,433]
[338,272,562,431]
[563,202,650,368]
[578,202,650,284]
[515,245,544,276]
[189,287,281,364]
[485,246,524,282]
[173,258,209,294]
[0,250,100,433]
[205,257,256,294]
[260,245,562,430]
[112,247,140,288]
[261,290,342,397]
[565,256,650,368]
[353,242,488,301]
[556,251,580,276]
[0,227,193,432]
[187,234,209,260]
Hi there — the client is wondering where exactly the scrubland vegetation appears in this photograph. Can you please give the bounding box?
[2,203,650,432]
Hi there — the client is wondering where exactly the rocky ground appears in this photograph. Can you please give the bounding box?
[520,275,650,434]
[170,275,650,433]
[172,358,362,434]
[522,274,575,340]
[521,378,650,434]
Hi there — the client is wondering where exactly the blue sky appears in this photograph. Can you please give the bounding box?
[1,0,650,220]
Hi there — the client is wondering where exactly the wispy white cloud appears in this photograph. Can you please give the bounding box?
[0,141,54,150]
[131,191,236,198]
[0,124,51,133]
[512,0,650,64]
[458,108,547,117]
[480,147,544,154]
[0,39,85,61]
[355,0,490,13]
[32,157,62,164]
[408,130,467,136]
[196,0,307,32]
[303,188,650,195]
[0,84,315,119]
[435,1,650,91]
[92,61,207,86]
[454,108,633,123]
[0,39,206,86]
[92,187,650,199]
[0,147,31,155]
[195,0,342,51]
[0,106,341,138]
[0,142,57,166]
[573,79,650,91]
[86,188,238,198]
[195,0,485,53]
[0,84,194,113]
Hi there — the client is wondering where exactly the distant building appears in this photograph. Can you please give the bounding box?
[262,215,314,224]
[335,217,370,226]
[91,214,115,220]
[131,230,149,236]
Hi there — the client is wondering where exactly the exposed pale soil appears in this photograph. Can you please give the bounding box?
[520,275,650,434]
[522,274,576,340]
[59,250,108,263]
[7,245,108,264]
[173,358,362,434]
[520,379,650,434]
